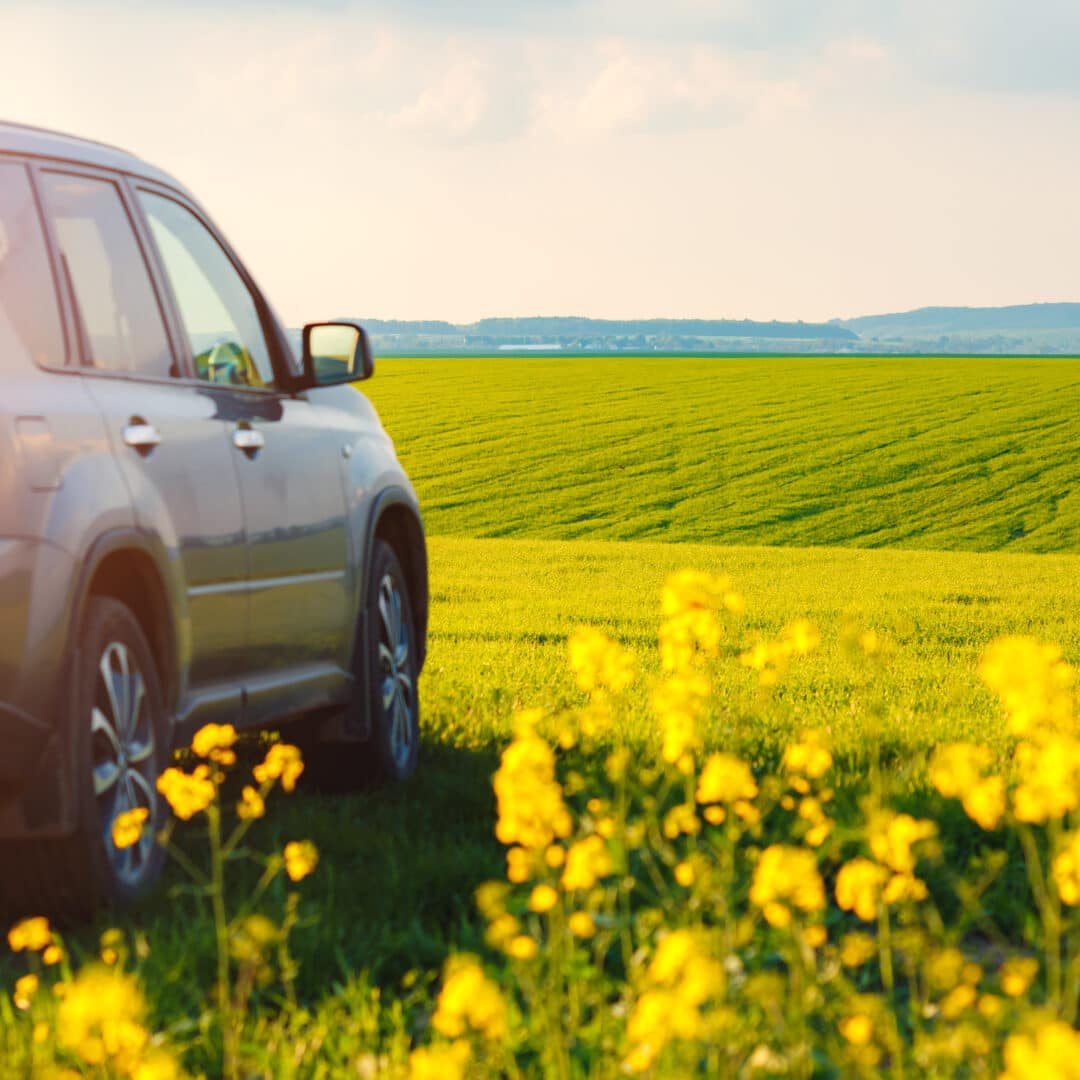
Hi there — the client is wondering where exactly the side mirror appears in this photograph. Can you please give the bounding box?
[298,321,374,389]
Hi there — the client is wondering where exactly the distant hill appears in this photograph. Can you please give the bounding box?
[353,316,857,348]
[837,303,1080,337]
[285,304,1080,356]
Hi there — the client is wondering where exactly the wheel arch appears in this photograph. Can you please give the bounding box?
[368,492,429,672]
[71,530,181,718]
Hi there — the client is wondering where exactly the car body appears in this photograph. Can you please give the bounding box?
[0,121,427,910]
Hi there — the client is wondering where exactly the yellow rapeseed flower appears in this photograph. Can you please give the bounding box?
[674,861,695,887]
[1053,831,1080,905]
[252,743,304,792]
[56,965,150,1070]
[783,730,832,779]
[652,674,709,765]
[696,753,758,804]
[111,806,149,850]
[979,636,1074,736]
[408,1039,471,1080]
[568,911,596,938]
[782,619,821,657]
[868,812,936,874]
[561,835,614,891]
[237,785,265,821]
[749,845,825,928]
[658,570,735,672]
[156,766,215,820]
[529,884,558,913]
[432,958,508,1041]
[1000,957,1038,998]
[13,972,38,1010]
[43,944,63,966]
[839,1013,874,1047]
[567,628,636,694]
[1013,735,1080,823]
[1001,1019,1080,1079]
[493,725,572,850]
[835,858,889,922]
[191,722,237,763]
[8,916,52,953]
[283,840,318,882]
[506,935,539,960]
[840,932,877,968]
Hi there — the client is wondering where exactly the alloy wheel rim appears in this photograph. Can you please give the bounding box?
[377,573,415,769]
[91,641,156,886]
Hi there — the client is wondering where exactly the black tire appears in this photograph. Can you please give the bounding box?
[304,540,420,790]
[0,597,169,917]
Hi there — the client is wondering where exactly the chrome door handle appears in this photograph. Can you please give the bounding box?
[122,422,162,453]
[233,428,265,455]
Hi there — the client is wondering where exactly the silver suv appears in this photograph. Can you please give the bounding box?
[0,122,427,912]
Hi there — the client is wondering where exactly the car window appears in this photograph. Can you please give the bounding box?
[40,172,174,378]
[0,161,66,370]
[138,191,276,390]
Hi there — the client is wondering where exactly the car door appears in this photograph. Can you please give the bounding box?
[36,168,248,721]
[133,185,352,726]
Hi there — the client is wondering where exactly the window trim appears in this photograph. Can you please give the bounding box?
[131,180,296,396]
[0,154,72,370]
[32,161,185,384]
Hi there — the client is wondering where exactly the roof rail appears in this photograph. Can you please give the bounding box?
[0,119,135,158]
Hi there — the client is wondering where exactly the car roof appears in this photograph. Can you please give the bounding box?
[0,120,194,198]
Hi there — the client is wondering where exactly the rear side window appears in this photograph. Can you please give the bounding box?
[0,161,66,370]
[41,172,174,379]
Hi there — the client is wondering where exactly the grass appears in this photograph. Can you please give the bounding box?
[362,354,1080,551]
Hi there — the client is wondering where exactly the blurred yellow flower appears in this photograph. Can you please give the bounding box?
[783,731,832,779]
[1000,957,1038,998]
[1001,1019,1080,1079]
[568,911,596,938]
[979,636,1074,736]
[782,620,820,657]
[835,858,889,922]
[13,972,38,1010]
[56,965,150,1070]
[433,958,507,1041]
[529,884,558,913]
[1053,831,1080,905]
[494,726,572,850]
[839,1013,873,1046]
[840,932,877,968]
[506,935,539,960]
[156,767,215,820]
[484,913,519,950]
[674,861,695,887]
[283,840,319,882]
[562,835,613,891]
[111,806,149,850]
[43,944,63,966]
[658,570,735,671]
[696,753,758,804]
[191,722,237,764]
[408,1039,471,1080]
[939,983,976,1019]
[506,846,533,883]
[869,812,936,874]
[1013,735,1080,823]
[8,916,52,953]
[750,845,825,927]
[568,628,636,694]
[252,743,304,792]
[652,674,709,764]
[237,785,265,821]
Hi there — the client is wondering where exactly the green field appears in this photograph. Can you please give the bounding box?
[7,355,1080,1076]
[362,354,1080,551]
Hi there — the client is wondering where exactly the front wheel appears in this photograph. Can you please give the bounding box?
[368,539,420,782]
[301,540,421,791]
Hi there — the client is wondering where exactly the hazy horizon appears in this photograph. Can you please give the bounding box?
[5,1,1079,326]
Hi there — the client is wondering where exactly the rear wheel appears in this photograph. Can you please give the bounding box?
[0,597,169,916]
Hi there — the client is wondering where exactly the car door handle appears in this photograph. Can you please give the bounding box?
[233,428,265,456]
[122,422,162,454]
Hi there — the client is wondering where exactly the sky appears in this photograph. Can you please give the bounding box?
[4,0,1079,325]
